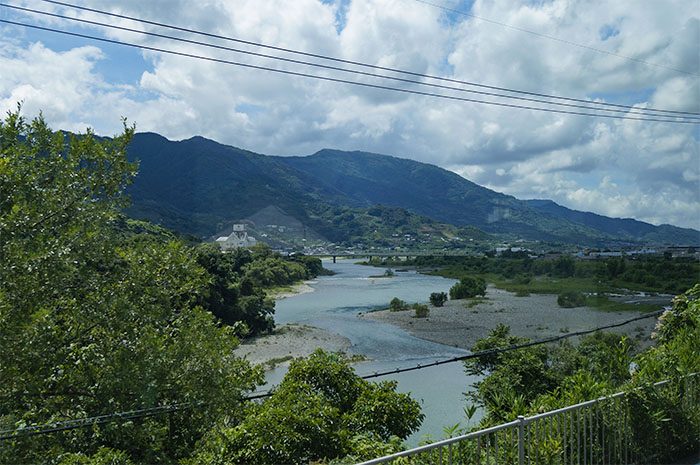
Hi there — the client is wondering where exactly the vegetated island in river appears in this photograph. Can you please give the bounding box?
[362,285,659,350]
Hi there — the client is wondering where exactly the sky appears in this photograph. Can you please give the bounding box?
[1,0,699,229]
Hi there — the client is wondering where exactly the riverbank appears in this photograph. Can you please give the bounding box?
[267,280,317,300]
[362,285,659,349]
[233,323,351,367]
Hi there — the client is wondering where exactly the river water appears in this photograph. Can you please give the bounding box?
[269,259,483,444]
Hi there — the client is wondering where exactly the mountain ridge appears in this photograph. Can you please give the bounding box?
[124,133,699,246]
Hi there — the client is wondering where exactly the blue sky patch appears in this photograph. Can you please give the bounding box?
[599,23,620,41]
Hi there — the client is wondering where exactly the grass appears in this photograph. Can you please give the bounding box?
[583,295,661,313]
[491,276,618,295]
[335,351,368,363]
[432,268,668,313]
[264,355,294,369]
[263,351,367,370]
[464,297,489,308]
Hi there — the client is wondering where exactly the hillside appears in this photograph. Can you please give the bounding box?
[124,133,699,246]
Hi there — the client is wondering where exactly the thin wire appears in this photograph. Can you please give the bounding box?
[0,19,695,125]
[358,308,665,379]
[0,404,187,440]
[6,2,697,120]
[411,0,700,78]
[32,0,700,117]
[0,307,665,440]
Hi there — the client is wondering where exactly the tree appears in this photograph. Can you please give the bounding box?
[0,109,262,463]
[449,276,487,299]
[389,297,408,311]
[429,291,448,307]
[187,350,423,465]
[194,243,275,335]
[557,291,586,308]
[413,303,429,318]
[552,255,575,278]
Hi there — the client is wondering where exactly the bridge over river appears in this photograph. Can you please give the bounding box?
[310,250,477,263]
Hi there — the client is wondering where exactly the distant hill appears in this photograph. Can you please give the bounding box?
[124,133,699,246]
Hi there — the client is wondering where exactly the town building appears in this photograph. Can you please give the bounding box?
[215,224,257,250]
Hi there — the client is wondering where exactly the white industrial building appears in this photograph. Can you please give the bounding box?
[215,224,257,250]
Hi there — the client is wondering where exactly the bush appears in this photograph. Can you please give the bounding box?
[187,350,424,464]
[389,297,408,311]
[429,292,448,307]
[557,291,586,308]
[449,276,487,300]
[413,304,429,318]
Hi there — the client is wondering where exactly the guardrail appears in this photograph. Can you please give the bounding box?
[357,372,698,465]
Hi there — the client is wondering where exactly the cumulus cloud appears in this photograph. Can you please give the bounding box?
[1,0,698,228]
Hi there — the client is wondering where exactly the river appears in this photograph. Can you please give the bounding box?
[267,259,483,444]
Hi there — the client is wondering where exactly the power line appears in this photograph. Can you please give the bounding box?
[0,19,696,125]
[0,308,665,440]
[410,0,700,78]
[0,404,188,440]
[358,308,665,379]
[29,0,700,117]
[6,2,698,121]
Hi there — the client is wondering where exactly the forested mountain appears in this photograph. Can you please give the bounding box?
[125,133,699,246]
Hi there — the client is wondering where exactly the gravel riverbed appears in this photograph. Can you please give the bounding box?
[361,285,660,349]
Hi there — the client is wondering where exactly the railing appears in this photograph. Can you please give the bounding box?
[357,372,699,465]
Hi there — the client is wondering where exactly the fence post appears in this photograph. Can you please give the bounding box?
[517,415,526,465]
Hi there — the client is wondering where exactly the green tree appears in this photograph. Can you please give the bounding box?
[465,325,554,422]
[413,303,429,318]
[0,110,261,463]
[389,297,408,311]
[449,276,487,299]
[429,291,448,307]
[551,255,575,278]
[187,350,423,465]
[194,243,275,335]
[557,291,586,308]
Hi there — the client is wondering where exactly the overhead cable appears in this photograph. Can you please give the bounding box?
[0,19,696,125]
[358,308,666,379]
[0,308,666,440]
[29,0,700,117]
[0,404,187,440]
[410,0,700,78]
[6,3,698,120]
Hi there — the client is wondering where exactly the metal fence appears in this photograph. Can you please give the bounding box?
[357,372,699,465]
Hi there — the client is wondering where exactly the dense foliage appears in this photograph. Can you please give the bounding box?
[557,290,586,308]
[0,111,419,464]
[429,292,448,307]
[193,244,323,335]
[449,276,487,299]
[464,285,700,463]
[389,297,409,311]
[185,350,424,465]
[395,254,699,296]
[0,111,264,463]
[412,303,429,318]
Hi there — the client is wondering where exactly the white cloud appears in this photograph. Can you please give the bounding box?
[1,0,698,229]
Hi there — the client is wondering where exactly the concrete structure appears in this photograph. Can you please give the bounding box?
[215,224,257,250]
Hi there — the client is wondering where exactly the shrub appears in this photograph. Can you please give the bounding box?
[449,276,487,300]
[389,297,408,311]
[413,304,429,318]
[187,350,424,464]
[557,291,586,308]
[429,292,448,307]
